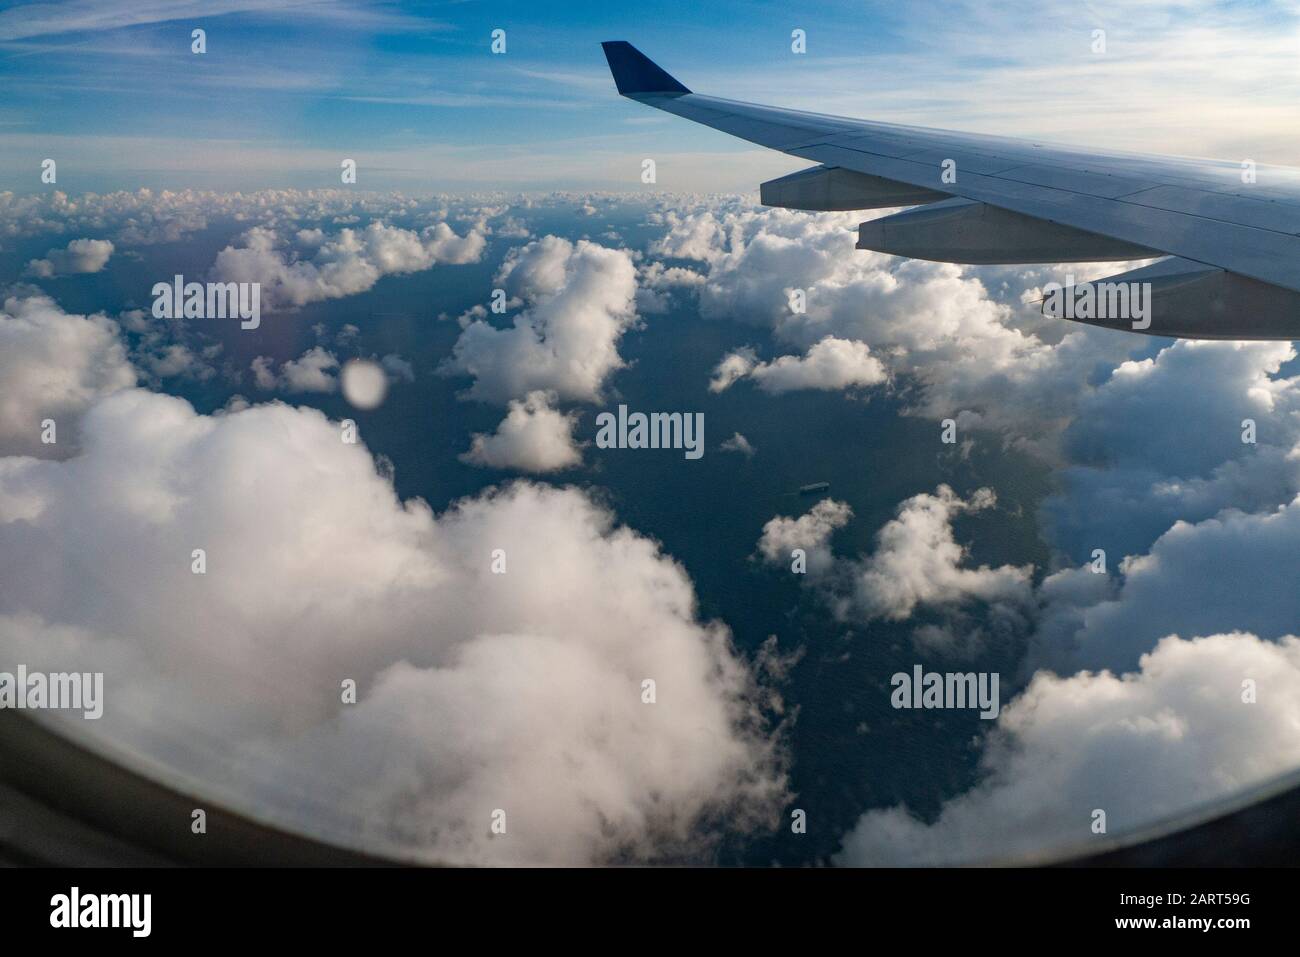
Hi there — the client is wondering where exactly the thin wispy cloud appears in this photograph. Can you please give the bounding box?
[2,0,1298,188]
[0,0,438,41]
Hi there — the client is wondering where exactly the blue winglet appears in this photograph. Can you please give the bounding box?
[601,41,691,96]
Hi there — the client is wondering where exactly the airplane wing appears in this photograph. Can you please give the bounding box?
[601,40,1300,340]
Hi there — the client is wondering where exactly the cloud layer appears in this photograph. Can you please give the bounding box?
[212,221,485,310]
[838,632,1300,865]
[0,388,786,864]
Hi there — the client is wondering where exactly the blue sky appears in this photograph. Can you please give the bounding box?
[2,0,1299,192]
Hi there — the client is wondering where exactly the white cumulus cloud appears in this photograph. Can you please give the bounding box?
[460,391,583,473]
[25,237,115,277]
[0,294,136,458]
[850,485,1033,623]
[212,221,485,310]
[757,499,853,577]
[716,336,887,395]
[0,389,788,865]
[441,236,638,405]
[251,346,340,393]
[838,632,1300,865]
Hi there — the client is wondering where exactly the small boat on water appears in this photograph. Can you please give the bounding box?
[798,481,830,495]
